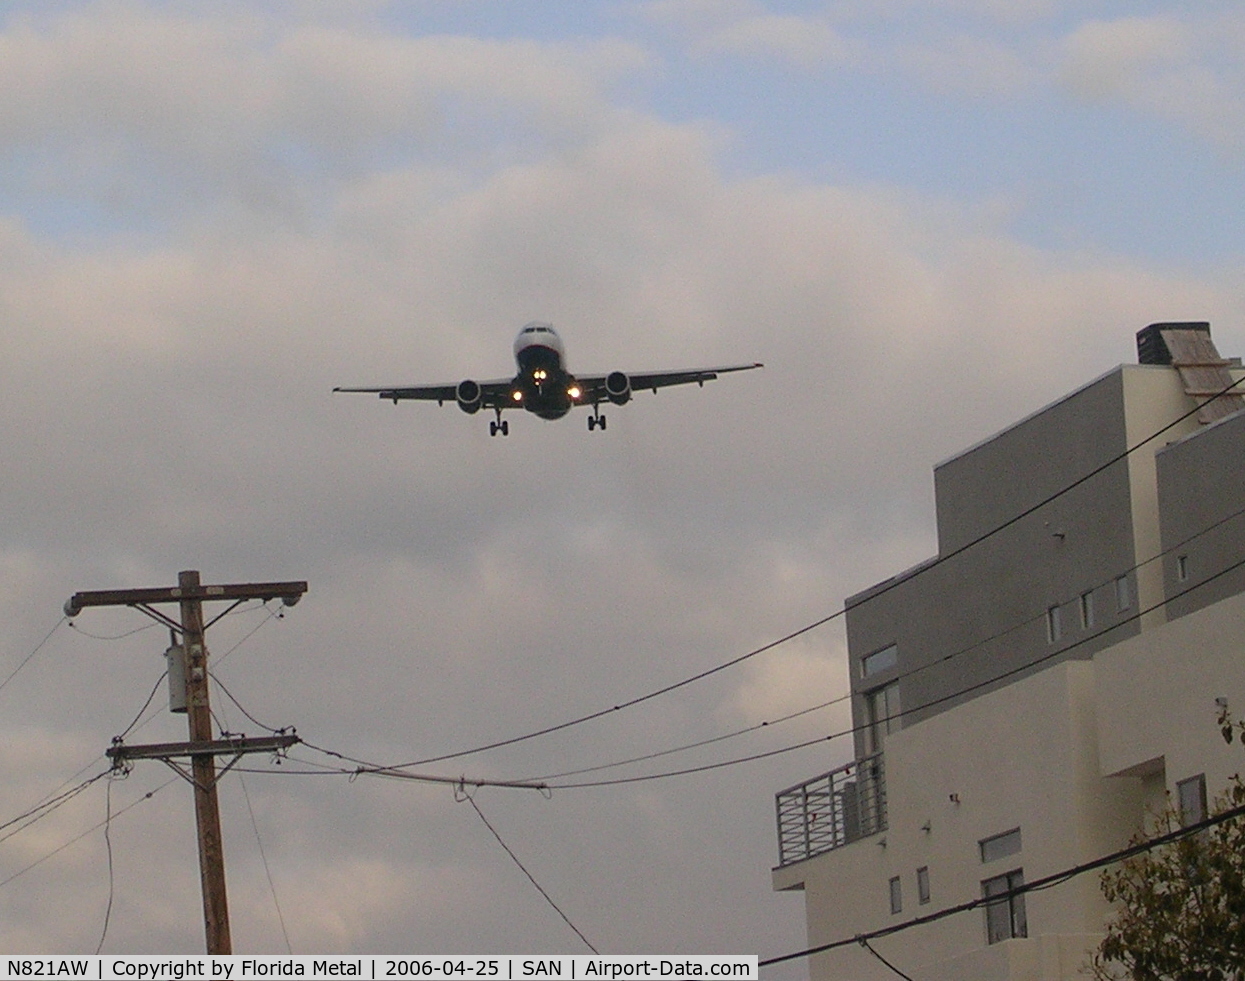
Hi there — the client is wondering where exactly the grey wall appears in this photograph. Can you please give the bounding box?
[846,368,1143,756]
[1158,409,1245,620]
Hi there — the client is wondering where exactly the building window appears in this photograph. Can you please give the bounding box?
[1046,605,1062,643]
[862,644,898,679]
[1176,555,1189,582]
[889,876,902,915]
[1079,590,1094,629]
[1116,575,1131,611]
[917,866,931,905]
[980,827,1022,863]
[864,681,901,755]
[1177,774,1207,827]
[983,870,1027,944]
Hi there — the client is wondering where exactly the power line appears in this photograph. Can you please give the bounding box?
[205,661,296,955]
[213,604,284,670]
[759,799,1245,968]
[119,670,170,740]
[237,771,293,954]
[209,670,290,735]
[295,741,550,791]
[95,776,117,955]
[69,621,159,642]
[544,549,1245,788]
[524,499,1245,785]
[231,542,1245,798]
[256,540,1243,795]
[0,771,111,845]
[223,744,551,793]
[0,775,178,892]
[372,374,1245,771]
[461,790,598,954]
[206,671,295,954]
[392,609,844,771]
[0,617,67,695]
[526,691,850,782]
[859,939,915,981]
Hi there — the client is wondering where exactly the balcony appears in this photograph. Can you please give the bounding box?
[775,753,887,867]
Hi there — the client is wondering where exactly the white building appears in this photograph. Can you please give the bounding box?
[772,323,1245,980]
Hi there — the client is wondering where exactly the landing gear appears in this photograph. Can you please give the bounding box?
[588,409,607,432]
[490,411,509,437]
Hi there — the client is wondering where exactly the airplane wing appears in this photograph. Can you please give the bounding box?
[333,379,514,407]
[576,362,763,401]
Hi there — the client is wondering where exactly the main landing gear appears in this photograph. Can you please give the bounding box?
[490,410,509,437]
[588,408,607,431]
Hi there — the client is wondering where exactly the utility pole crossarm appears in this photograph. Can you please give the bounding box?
[64,580,307,618]
[107,734,300,763]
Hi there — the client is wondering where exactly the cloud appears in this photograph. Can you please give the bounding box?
[1059,14,1245,152]
[1060,16,1193,101]
[891,31,1038,97]
[698,14,848,68]
[0,0,1243,962]
[640,0,848,69]
[0,3,650,225]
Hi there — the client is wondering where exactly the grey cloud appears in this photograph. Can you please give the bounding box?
[1,1,1243,965]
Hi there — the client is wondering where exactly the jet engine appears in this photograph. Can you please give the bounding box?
[456,379,483,414]
[605,371,632,405]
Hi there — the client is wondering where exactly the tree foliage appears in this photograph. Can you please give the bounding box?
[1091,711,1245,980]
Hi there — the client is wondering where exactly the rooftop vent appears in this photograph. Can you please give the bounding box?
[1137,322,1211,365]
[1136,322,1244,424]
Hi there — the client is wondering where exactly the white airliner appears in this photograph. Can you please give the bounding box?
[334,322,763,436]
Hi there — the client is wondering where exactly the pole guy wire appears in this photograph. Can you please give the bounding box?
[461,789,598,954]
[0,617,66,695]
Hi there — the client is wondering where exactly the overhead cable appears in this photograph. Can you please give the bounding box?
[0,771,111,844]
[209,670,291,735]
[527,691,850,782]
[228,746,550,793]
[69,621,159,642]
[0,776,178,892]
[462,790,597,954]
[859,940,916,981]
[213,604,284,669]
[0,617,67,696]
[377,373,1245,770]
[95,777,117,954]
[759,799,1245,967]
[237,771,294,954]
[245,545,1245,795]
[544,549,1245,788]
[526,498,1245,784]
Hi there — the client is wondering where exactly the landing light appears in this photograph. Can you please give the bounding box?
[568,386,582,399]
[512,391,523,401]
[534,369,548,381]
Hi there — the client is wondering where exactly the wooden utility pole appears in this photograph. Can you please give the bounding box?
[65,570,306,954]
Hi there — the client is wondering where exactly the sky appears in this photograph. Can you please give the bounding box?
[0,0,1243,970]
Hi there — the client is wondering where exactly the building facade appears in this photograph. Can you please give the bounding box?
[772,323,1245,980]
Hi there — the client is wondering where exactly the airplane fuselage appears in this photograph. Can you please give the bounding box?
[511,322,578,420]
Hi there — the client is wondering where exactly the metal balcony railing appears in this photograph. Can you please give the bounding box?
[775,753,887,867]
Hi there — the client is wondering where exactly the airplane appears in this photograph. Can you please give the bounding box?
[333,322,763,436]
